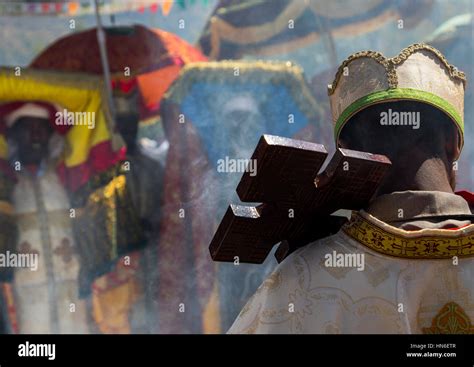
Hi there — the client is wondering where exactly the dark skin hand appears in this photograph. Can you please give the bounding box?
[7,117,53,166]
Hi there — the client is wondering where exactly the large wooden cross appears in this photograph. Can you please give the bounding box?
[209,135,391,264]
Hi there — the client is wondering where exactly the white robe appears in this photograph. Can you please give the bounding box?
[12,165,89,333]
[229,209,474,334]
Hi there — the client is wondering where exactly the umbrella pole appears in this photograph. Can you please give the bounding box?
[92,0,116,123]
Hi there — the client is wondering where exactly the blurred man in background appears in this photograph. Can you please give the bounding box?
[3,102,89,333]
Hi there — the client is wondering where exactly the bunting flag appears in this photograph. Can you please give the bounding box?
[0,0,209,17]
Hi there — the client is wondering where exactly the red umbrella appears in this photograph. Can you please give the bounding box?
[31,24,207,119]
[30,23,209,334]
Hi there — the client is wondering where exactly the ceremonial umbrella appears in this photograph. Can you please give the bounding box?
[198,0,433,61]
[3,0,212,125]
[159,60,328,331]
[31,24,208,120]
[30,23,209,333]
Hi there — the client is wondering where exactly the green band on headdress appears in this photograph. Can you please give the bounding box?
[334,88,464,152]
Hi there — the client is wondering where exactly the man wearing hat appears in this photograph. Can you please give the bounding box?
[3,102,89,333]
[229,44,474,334]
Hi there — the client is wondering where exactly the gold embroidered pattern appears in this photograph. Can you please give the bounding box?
[70,164,123,207]
[342,213,474,259]
[328,43,467,95]
[422,302,474,334]
[73,173,145,294]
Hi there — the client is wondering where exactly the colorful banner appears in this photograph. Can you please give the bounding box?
[0,0,208,17]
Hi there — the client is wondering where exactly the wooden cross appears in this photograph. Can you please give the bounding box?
[209,134,391,264]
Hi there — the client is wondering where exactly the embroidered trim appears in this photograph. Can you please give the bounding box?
[342,212,474,259]
[73,173,146,297]
[422,302,474,334]
[328,43,466,96]
[69,163,123,207]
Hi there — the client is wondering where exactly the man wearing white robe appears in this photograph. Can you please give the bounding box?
[229,44,474,334]
[5,103,89,333]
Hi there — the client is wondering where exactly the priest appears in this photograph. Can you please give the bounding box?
[229,44,474,334]
[4,102,90,333]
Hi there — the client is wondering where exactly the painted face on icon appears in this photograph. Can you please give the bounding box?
[219,94,264,159]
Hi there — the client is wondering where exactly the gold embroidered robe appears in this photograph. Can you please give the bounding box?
[229,191,474,334]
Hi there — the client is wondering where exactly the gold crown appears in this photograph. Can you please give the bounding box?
[328,43,466,156]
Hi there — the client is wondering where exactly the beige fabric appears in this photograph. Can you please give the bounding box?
[396,51,464,120]
[328,45,465,131]
[12,164,89,334]
[330,57,389,125]
[229,191,474,334]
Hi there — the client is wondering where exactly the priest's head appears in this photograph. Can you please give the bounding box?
[339,101,459,194]
[5,103,55,166]
[328,44,465,196]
